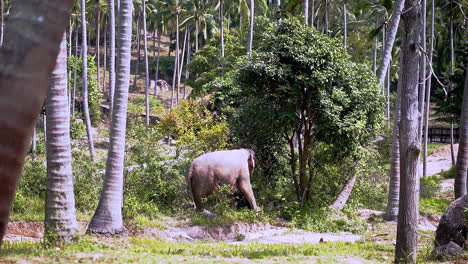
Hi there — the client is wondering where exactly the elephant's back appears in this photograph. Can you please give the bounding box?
[192,150,247,167]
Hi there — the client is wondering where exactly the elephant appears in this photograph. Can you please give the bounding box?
[188,149,258,214]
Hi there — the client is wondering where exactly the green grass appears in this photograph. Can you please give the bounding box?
[420,198,451,216]
[0,236,395,264]
[438,165,455,179]
[426,143,445,156]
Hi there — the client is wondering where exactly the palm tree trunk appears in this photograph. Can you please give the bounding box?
[72,27,78,117]
[88,0,133,235]
[303,0,308,25]
[81,0,97,161]
[45,33,79,242]
[220,0,226,74]
[454,64,468,198]
[96,8,101,95]
[423,0,435,178]
[154,30,161,97]
[177,27,188,104]
[68,22,72,110]
[449,3,456,166]
[310,0,314,27]
[0,0,74,246]
[343,3,346,48]
[376,0,404,85]
[384,60,403,222]
[330,170,357,211]
[195,17,199,52]
[324,1,328,34]
[103,23,107,95]
[171,11,180,108]
[0,0,3,46]
[386,61,391,122]
[31,126,37,160]
[184,28,190,99]
[418,0,427,141]
[373,28,377,73]
[133,12,141,91]
[109,0,116,115]
[247,0,254,57]
[395,0,422,262]
[142,0,150,126]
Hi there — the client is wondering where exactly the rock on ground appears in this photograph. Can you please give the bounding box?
[433,241,465,259]
[435,194,468,247]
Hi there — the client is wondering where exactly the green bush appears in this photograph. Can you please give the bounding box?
[420,175,442,199]
[127,96,165,116]
[149,56,175,81]
[70,117,86,140]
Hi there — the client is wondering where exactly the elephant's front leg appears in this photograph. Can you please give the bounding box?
[237,179,258,211]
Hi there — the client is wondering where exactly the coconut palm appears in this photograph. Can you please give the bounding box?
[81,0,97,161]
[142,0,150,125]
[0,0,74,246]
[109,0,116,114]
[454,63,468,198]
[87,0,133,235]
[45,33,79,242]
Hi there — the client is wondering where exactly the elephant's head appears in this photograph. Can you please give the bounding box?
[245,149,255,176]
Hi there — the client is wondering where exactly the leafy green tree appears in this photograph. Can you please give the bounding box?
[231,19,383,203]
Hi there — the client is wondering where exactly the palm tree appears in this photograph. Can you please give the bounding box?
[423,0,435,178]
[81,0,97,161]
[247,0,253,57]
[395,0,422,262]
[1,0,4,46]
[142,0,150,125]
[376,0,404,85]
[303,0,308,25]
[0,0,74,246]
[219,0,225,74]
[87,0,133,235]
[45,33,79,242]
[454,63,468,199]
[109,0,116,114]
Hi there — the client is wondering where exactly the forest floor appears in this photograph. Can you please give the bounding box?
[1,144,460,264]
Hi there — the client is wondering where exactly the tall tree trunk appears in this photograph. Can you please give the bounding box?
[45,33,79,242]
[109,0,116,115]
[324,1,328,34]
[96,8,101,95]
[184,28,190,99]
[81,0,97,161]
[303,0,308,25]
[418,0,427,141]
[276,0,281,22]
[454,64,468,198]
[87,0,133,235]
[177,27,188,104]
[195,17,199,52]
[31,126,37,160]
[220,0,226,74]
[141,0,150,126]
[386,61,391,122]
[373,28,377,74]
[103,23,107,95]
[171,11,180,108]
[247,0,254,56]
[385,60,403,221]
[0,0,74,246]
[423,0,435,178]
[133,12,141,91]
[376,0,405,85]
[72,26,78,117]
[0,0,3,46]
[342,3,346,48]
[310,0,314,27]
[154,30,161,97]
[68,22,72,110]
[395,0,421,262]
[449,2,456,166]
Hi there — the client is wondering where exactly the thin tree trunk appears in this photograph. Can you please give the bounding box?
[109,0,116,115]
[103,23,107,95]
[81,0,97,161]
[220,0,226,74]
[72,26,78,117]
[195,17,199,52]
[423,0,435,178]
[142,0,150,126]
[171,12,180,108]
[68,22,72,110]
[454,64,468,198]
[133,12,141,91]
[0,0,74,246]
[324,1,328,34]
[310,0,314,26]
[45,33,79,242]
[177,27,188,104]
[449,3,456,166]
[88,0,133,235]
[0,0,3,46]
[184,28,190,99]
[395,0,422,262]
[31,126,37,160]
[303,0,308,25]
[342,3,346,48]
[276,0,281,22]
[247,0,254,56]
[373,32,377,73]
[418,0,427,141]
[152,31,156,62]
[376,0,405,85]
[386,61,391,123]
[96,8,101,95]
[154,31,161,97]
[384,59,403,222]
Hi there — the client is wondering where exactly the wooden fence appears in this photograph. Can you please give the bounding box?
[427,126,460,144]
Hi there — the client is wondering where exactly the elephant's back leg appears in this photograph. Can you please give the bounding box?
[190,171,215,210]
